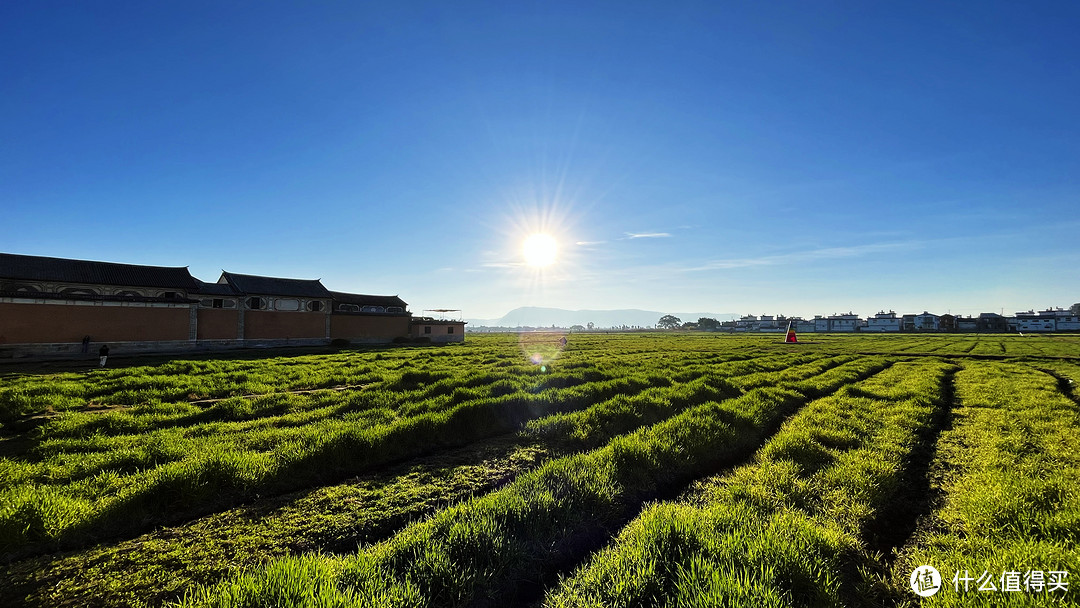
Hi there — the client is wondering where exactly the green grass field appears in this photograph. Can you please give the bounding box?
[1,333,1078,607]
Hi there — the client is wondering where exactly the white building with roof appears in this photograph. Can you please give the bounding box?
[1010,308,1077,332]
[828,312,860,332]
[735,314,758,332]
[864,310,901,332]
[914,312,940,331]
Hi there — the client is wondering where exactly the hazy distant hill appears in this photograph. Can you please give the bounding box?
[465,307,739,328]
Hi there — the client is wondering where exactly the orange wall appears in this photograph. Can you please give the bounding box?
[410,322,464,338]
[331,315,410,340]
[244,311,326,340]
[0,302,190,344]
[197,309,239,340]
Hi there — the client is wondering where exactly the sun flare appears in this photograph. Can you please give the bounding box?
[522,233,558,267]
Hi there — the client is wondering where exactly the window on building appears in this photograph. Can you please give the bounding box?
[213,299,224,309]
[424,326,432,334]
[274,298,300,311]
[307,301,323,312]
[60,287,98,297]
[7,283,40,294]
[448,326,454,334]
[387,306,403,313]
[247,296,264,310]
[162,291,178,299]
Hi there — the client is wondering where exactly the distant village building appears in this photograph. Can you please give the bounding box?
[1050,308,1080,331]
[1009,309,1067,332]
[735,314,758,332]
[0,252,426,356]
[757,315,779,331]
[864,310,901,332]
[914,312,940,331]
[939,314,956,332]
[956,316,978,332]
[827,312,860,332]
[813,315,830,332]
[901,314,916,332]
[977,313,1008,332]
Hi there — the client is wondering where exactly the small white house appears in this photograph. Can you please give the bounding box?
[1010,310,1056,332]
[914,312,940,331]
[735,315,758,332]
[864,310,901,332]
[757,315,779,331]
[1050,309,1080,331]
[828,312,860,332]
[1039,308,1080,331]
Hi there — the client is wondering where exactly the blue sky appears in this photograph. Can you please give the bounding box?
[3,1,1078,319]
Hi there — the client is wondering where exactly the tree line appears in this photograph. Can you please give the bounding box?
[656,315,720,330]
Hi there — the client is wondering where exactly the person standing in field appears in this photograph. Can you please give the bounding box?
[98,344,109,368]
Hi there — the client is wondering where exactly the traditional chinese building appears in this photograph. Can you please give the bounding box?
[0,252,420,356]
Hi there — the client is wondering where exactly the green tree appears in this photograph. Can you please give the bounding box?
[657,315,681,329]
[697,317,720,331]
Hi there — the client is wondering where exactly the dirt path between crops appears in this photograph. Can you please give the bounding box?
[185,383,377,405]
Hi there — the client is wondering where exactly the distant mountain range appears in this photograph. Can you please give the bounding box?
[465,307,740,329]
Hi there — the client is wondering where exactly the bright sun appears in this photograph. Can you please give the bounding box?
[522,233,558,267]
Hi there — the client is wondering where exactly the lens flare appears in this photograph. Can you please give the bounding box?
[519,331,569,369]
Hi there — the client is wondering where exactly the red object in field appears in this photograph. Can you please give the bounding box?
[784,321,797,343]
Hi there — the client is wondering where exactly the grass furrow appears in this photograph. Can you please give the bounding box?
[0,368,680,557]
[1,437,552,608]
[176,390,803,607]
[543,359,954,607]
[523,354,827,451]
[890,361,1080,606]
[176,358,893,607]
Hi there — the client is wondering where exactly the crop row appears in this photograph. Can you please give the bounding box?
[3,343,763,435]
[524,355,860,451]
[544,358,955,607]
[0,339,573,422]
[0,372,667,553]
[0,352,824,555]
[894,361,1080,606]
[177,357,891,606]
[0,354,824,606]
[2,438,552,608]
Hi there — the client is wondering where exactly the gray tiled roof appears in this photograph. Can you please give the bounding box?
[0,252,200,290]
[193,280,238,296]
[330,291,407,309]
[219,271,331,298]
